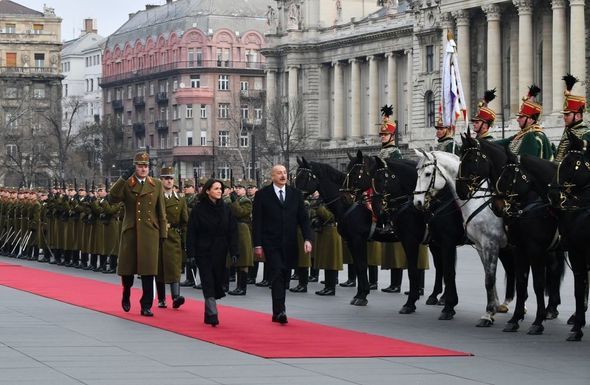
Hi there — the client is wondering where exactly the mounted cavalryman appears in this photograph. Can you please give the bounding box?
[378,105,402,162]
[471,89,497,141]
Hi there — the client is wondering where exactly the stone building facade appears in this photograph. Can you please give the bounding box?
[263,0,589,170]
[0,0,62,187]
[101,0,269,181]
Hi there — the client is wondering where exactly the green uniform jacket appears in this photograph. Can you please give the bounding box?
[230,196,253,267]
[157,192,188,283]
[313,204,343,271]
[378,142,402,162]
[101,199,122,257]
[109,175,168,276]
[436,136,460,154]
[554,122,590,162]
[496,124,553,160]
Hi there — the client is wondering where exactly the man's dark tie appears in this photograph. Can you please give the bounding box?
[279,189,284,204]
[141,180,144,185]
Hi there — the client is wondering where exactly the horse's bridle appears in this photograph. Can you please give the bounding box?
[413,153,449,210]
[457,145,494,199]
[294,167,318,196]
[342,162,369,195]
[553,149,590,210]
[495,160,531,216]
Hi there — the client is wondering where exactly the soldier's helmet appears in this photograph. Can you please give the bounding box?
[517,85,542,120]
[96,183,105,191]
[472,89,497,125]
[378,105,396,136]
[160,166,174,178]
[434,115,455,134]
[183,179,195,188]
[234,179,245,188]
[133,152,150,165]
[245,179,256,189]
[198,176,208,187]
[561,73,586,114]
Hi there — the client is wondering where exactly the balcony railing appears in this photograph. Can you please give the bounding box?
[112,99,124,110]
[156,92,168,104]
[240,89,266,100]
[155,120,169,132]
[133,96,145,107]
[133,122,145,135]
[101,60,265,85]
[0,66,61,76]
[172,145,213,157]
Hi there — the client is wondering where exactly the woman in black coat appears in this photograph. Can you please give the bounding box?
[186,179,239,326]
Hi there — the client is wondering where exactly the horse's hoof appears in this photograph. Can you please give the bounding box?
[527,324,544,335]
[497,303,509,313]
[476,318,494,327]
[438,309,455,321]
[399,305,416,314]
[436,297,446,306]
[425,295,438,305]
[503,322,519,332]
[349,297,358,305]
[351,298,368,306]
[567,314,576,325]
[567,330,583,342]
[544,308,559,320]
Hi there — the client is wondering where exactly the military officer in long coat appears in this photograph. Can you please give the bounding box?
[155,167,189,309]
[109,152,168,317]
[555,74,590,162]
[312,193,343,296]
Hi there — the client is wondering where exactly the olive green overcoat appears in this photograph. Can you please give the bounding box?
[157,192,188,283]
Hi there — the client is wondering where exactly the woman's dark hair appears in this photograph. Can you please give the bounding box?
[198,178,226,202]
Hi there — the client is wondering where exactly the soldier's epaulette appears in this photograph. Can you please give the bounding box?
[147,176,156,186]
[128,176,137,188]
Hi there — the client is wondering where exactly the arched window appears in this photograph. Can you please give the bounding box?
[425,90,435,127]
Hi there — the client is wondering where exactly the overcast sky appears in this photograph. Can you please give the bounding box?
[17,0,166,40]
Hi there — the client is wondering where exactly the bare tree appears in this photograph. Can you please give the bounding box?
[262,96,305,173]
[78,114,125,180]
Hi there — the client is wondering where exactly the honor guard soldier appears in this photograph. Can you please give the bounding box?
[472,89,497,140]
[180,179,199,288]
[227,180,253,296]
[109,152,168,317]
[496,85,552,160]
[555,74,590,163]
[434,117,460,154]
[378,105,402,161]
[156,167,189,309]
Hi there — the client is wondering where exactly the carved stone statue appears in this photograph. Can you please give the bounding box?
[287,3,299,30]
[43,4,56,16]
[266,6,277,27]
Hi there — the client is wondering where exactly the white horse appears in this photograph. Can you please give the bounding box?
[413,150,514,327]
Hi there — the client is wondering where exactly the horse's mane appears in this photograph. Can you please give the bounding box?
[520,154,557,194]
[310,161,345,186]
[384,158,418,192]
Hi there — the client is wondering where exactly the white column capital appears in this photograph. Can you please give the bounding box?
[440,11,454,27]
[348,58,358,64]
[265,68,277,75]
[384,52,398,59]
[331,60,341,67]
[287,65,300,71]
[551,0,567,8]
[366,55,375,62]
[570,0,585,6]
[453,9,470,26]
[513,0,534,15]
[482,4,502,21]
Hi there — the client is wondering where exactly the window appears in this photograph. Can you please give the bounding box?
[218,130,229,147]
[127,111,132,125]
[159,133,168,149]
[240,131,249,148]
[5,52,16,67]
[5,24,16,33]
[425,91,435,128]
[200,131,207,146]
[218,75,229,91]
[187,131,193,146]
[200,104,207,119]
[6,144,17,158]
[107,90,112,103]
[138,136,145,148]
[254,108,262,122]
[173,132,179,146]
[240,81,249,91]
[173,80,178,91]
[159,106,169,121]
[149,82,154,95]
[148,108,155,123]
[186,104,193,119]
[32,24,44,34]
[196,48,203,66]
[149,134,154,147]
[33,86,46,99]
[188,48,195,66]
[34,53,45,68]
[90,79,94,92]
[426,45,434,73]
[136,84,144,97]
[172,104,179,120]
[217,163,230,179]
[241,105,249,120]
[218,103,229,119]
[190,75,200,88]
[5,111,17,130]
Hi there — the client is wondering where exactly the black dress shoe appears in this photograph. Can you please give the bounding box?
[315,288,336,296]
[289,284,307,293]
[140,308,154,317]
[158,300,167,308]
[193,283,202,289]
[228,288,246,296]
[308,276,319,282]
[382,285,401,293]
[339,280,356,287]
[290,273,299,280]
[180,279,195,287]
[255,280,270,287]
[404,289,424,296]
[172,296,185,309]
[369,283,378,290]
[272,312,288,324]
[122,298,131,312]
[246,277,256,284]
[204,313,219,326]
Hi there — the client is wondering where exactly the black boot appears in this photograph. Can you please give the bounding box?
[156,281,167,308]
[180,262,195,286]
[204,297,219,326]
[88,254,97,270]
[106,256,117,273]
[309,268,319,282]
[248,262,259,284]
[171,282,185,308]
[316,270,337,296]
[98,255,107,273]
[340,264,356,287]
[382,269,402,293]
[369,265,378,290]
[228,271,248,296]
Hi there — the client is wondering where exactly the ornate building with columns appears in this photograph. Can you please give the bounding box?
[263,0,589,170]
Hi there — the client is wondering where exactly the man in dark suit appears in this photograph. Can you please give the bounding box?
[252,164,312,324]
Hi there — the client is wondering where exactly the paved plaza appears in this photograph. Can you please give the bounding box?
[1,246,589,385]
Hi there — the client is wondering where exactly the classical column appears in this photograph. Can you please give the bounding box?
[453,10,471,112]
[542,10,553,113]
[405,49,413,135]
[265,69,276,111]
[513,0,534,99]
[386,53,397,109]
[482,4,502,117]
[570,0,586,98]
[552,0,567,113]
[332,61,344,140]
[368,55,379,135]
[349,58,361,137]
[287,65,299,102]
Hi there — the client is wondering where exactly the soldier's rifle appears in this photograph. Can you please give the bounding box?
[0,226,14,246]
[18,230,33,257]
[2,228,20,249]
[10,229,27,256]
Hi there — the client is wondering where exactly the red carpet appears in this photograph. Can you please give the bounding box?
[0,262,470,358]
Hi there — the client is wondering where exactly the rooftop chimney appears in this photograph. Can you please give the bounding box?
[145,4,159,10]
[83,19,97,34]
